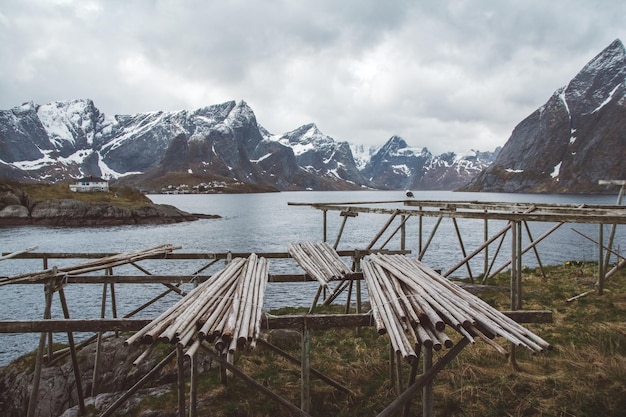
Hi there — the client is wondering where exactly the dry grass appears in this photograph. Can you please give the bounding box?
[122,262,626,417]
[7,180,154,208]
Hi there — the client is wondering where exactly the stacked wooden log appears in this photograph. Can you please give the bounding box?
[126,254,268,356]
[288,241,352,295]
[363,254,550,364]
[0,244,180,286]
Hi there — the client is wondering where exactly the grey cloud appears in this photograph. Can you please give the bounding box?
[0,0,624,154]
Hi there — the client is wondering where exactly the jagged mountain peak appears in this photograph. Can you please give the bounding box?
[378,135,429,157]
[363,136,494,190]
[464,38,626,194]
[563,38,626,119]
[280,123,323,144]
[577,39,626,76]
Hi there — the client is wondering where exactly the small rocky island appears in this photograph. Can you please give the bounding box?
[0,179,219,226]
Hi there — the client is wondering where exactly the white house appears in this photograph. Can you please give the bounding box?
[69,176,109,192]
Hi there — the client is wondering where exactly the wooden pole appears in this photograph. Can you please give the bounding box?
[603,184,624,271]
[445,221,511,278]
[418,215,443,260]
[481,228,508,284]
[509,221,520,369]
[401,214,406,251]
[92,282,108,397]
[452,217,473,282]
[366,210,400,250]
[301,318,311,413]
[598,224,604,295]
[189,350,198,417]
[27,282,53,417]
[395,351,404,395]
[58,287,86,415]
[257,339,355,396]
[334,211,350,249]
[101,350,177,417]
[484,212,489,278]
[200,344,314,417]
[423,346,433,417]
[376,338,469,417]
[522,221,547,279]
[177,345,186,417]
[517,221,523,309]
[489,221,565,278]
[418,207,423,256]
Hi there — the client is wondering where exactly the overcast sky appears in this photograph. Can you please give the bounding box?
[0,1,624,154]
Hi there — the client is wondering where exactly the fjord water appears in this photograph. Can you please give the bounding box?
[0,190,623,366]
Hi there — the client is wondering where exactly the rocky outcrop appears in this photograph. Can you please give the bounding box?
[0,337,213,417]
[0,183,218,227]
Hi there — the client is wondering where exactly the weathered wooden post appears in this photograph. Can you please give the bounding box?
[598,224,604,295]
[177,345,186,417]
[400,214,406,251]
[189,351,198,417]
[484,211,489,278]
[301,318,311,412]
[423,345,433,417]
[27,281,54,417]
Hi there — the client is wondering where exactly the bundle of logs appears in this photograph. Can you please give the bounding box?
[126,254,268,357]
[363,253,550,364]
[288,241,352,298]
[0,244,180,286]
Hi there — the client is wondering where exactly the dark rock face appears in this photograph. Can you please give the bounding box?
[463,39,626,193]
[0,337,213,417]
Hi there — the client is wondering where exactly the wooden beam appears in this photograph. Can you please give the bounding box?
[0,311,551,334]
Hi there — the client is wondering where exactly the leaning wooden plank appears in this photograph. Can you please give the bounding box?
[1,244,180,286]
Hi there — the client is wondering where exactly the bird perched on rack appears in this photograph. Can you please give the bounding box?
[405,190,414,198]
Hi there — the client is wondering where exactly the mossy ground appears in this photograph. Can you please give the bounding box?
[121,262,626,417]
[20,182,154,208]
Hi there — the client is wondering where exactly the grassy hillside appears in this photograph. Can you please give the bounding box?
[128,262,626,416]
[1,179,154,208]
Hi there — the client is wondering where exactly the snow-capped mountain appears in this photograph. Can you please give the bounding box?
[271,123,367,186]
[463,38,626,193]
[0,99,494,191]
[362,136,497,190]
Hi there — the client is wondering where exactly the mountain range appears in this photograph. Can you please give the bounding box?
[1,39,624,194]
[0,99,495,192]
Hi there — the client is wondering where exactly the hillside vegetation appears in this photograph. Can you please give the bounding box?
[7,180,154,208]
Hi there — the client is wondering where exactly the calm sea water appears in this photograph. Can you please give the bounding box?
[0,190,623,366]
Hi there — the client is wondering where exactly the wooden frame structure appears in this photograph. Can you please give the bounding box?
[4,194,623,416]
[289,198,626,298]
[2,243,551,417]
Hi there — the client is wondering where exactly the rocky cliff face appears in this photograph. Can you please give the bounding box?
[463,39,626,193]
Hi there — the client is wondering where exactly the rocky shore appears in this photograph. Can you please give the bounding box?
[0,198,219,226]
[0,337,213,417]
[0,181,219,226]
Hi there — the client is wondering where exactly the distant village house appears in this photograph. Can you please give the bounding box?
[69,176,109,192]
